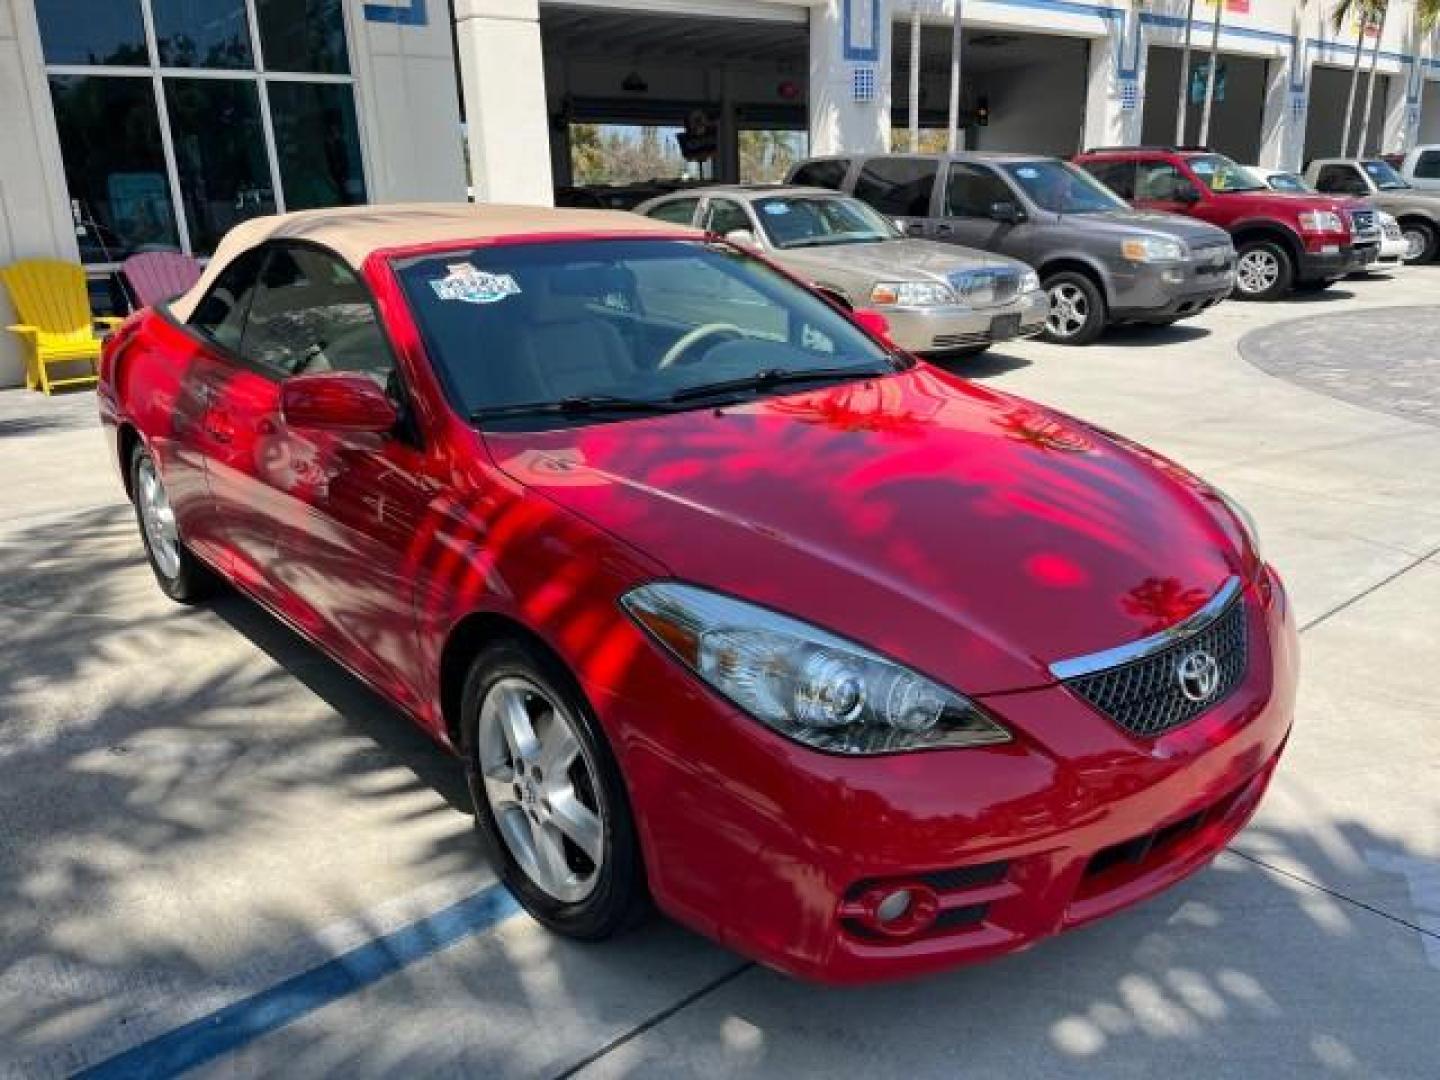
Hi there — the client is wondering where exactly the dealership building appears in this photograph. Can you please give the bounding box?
[2,0,1439,383]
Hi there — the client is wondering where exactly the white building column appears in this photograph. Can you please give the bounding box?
[1258,52,1306,169]
[454,0,554,206]
[1383,59,1421,154]
[0,0,81,388]
[1083,11,1146,153]
[809,0,892,156]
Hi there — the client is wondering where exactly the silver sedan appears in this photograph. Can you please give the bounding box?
[634,186,1047,357]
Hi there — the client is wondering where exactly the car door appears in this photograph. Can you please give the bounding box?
[1081,160,1137,203]
[702,196,760,245]
[240,244,434,712]
[1131,159,1205,218]
[642,197,702,227]
[1313,164,1372,198]
[934,161,1034,259]
[849,156,940,236]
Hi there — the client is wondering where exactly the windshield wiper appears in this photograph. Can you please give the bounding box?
[668,365,889,404]
[783,235,885,249]
[471,394,678,423]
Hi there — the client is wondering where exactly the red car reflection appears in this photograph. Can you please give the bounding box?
[98,206,1296,983]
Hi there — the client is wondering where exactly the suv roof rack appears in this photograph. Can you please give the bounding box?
[1082,145,1215,154]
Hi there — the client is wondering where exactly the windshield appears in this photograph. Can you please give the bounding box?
[395,239,899,431]
[752,195,899,249]
[1001,160,1127,213]
[1187,154,1265,193]
[1363,159,1410,190]
[1262,170,1310,193]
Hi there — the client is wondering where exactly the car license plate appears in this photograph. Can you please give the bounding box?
[990,313,1021,340]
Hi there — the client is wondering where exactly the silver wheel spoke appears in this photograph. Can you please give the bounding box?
[534,823,576,895]
[539,719,580,776]
[495,685,542,765]
[548,787,603,864]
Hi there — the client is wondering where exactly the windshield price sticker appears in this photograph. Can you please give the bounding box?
[763,203,791,215]
[431,263,522,304]
[1192,161,1215,174]
[1016,167,1039,179]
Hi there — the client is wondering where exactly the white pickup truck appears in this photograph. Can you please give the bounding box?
[1394,146,1440,192]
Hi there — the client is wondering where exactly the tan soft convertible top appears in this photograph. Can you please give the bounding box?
[169,202,692,321]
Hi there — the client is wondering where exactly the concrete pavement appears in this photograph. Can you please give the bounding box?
[1,270,1437,1078]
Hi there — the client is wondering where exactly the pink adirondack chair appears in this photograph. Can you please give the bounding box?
[120,252,203,309]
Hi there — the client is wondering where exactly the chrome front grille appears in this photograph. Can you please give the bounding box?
[1053,578,1249,739]
[1348,208,1379,240]
[947,268,1020,307]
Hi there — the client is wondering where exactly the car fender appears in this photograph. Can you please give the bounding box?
[1035,249,1116,304]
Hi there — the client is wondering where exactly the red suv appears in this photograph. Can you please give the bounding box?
[1076,147,1373,300]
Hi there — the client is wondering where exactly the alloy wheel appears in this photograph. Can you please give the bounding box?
[136,457,181,580]
[1235,249,1281,295]
[1046,282,1089,339]
[1401,227,1429,262]
[477,677,605,904]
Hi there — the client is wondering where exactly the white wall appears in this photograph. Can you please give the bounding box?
[0,0,79,389]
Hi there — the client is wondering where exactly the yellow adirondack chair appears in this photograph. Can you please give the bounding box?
[1,259,123,394]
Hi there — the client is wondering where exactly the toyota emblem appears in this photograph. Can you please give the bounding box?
[1176,650,1221,703]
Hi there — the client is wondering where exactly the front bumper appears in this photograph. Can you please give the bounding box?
[1298,241,1375,281]
[1110,256,1234,322]
[882,289,1048,355]
[602,567,1297,983]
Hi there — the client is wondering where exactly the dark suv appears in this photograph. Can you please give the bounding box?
[1076,147,1374,300]
[789,153,1234,345]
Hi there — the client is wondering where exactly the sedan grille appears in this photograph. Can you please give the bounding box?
[1056,580,1248,738]
[947,268,1020,306]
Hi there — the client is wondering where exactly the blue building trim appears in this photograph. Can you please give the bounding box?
[841,0,883,62]
[363,0,427,26]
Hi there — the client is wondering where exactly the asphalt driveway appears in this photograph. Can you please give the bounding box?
[2,271,1437,1078]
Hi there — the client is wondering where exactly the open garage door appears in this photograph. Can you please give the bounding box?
[890,24,1089,156]
[1306,65,1390,160]
[540,3,809,197]
[1142,48,1269,164]
[1422,80,1440,145]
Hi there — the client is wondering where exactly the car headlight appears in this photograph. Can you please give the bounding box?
[1297,210,1344,234]
[1215,487,1262,562]
[1019,270,1041,293]
[622,582,1010,755]
[870,281,958,307]
[1121,235,1185,262]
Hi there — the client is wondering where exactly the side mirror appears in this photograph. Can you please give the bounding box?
[724,228,758,247]
[852,308,893,342]
[990,201,1023,223]
[1177,186,1202,204]
[281,372,399,434]
[891,218,909,234]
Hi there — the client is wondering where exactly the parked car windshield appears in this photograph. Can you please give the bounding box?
[1362,159,1410,190]
[1000,160,1126,213]
[1187,154,1265,192]
[1259,170,1309,193]
[395,238,900,430]
[752,195,899,249]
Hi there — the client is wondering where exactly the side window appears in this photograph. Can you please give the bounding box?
[944,163,1016,217]
[188,249,264,352]
[645,198,699,225]
[1083,161,1136,200]
[852,157,939,217]
[1134,161,1197,201]
[704,198,753,236]
[240,246,394,381]
[1416,151,1440,179]
[1315,165,1367,195]
[790,159,849,191]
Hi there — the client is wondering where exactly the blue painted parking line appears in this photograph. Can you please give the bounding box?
[76,884,521,1079]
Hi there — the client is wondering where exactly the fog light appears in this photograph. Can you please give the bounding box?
[875,888,913,924]
[1162,267,1184,285]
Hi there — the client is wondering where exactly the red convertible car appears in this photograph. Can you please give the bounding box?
[99,205,1296,983]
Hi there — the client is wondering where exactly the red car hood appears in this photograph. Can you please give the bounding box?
[484,366,1246,695]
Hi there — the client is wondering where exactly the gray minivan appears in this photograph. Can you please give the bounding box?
[788,153,1235,345]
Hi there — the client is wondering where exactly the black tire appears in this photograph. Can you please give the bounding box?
[1232,238,1295,301]
[461,638,648,940]
[129,443,216,604]
[1398,220,1438,265]
[1040,271,1107,346]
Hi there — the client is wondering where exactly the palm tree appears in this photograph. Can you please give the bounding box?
[1197,0,1225,145]
[1175,0,1198,142]
[946,0,964,152]
[1333,0,1379,156]
[1354,0,1390,154]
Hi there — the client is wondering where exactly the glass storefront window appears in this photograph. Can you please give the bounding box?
[48,75,180,261]
[151,0,253,69]
[269,82,367,210]
[36,0,148,66]
[165,79,276,252]
[255,0,350,74]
